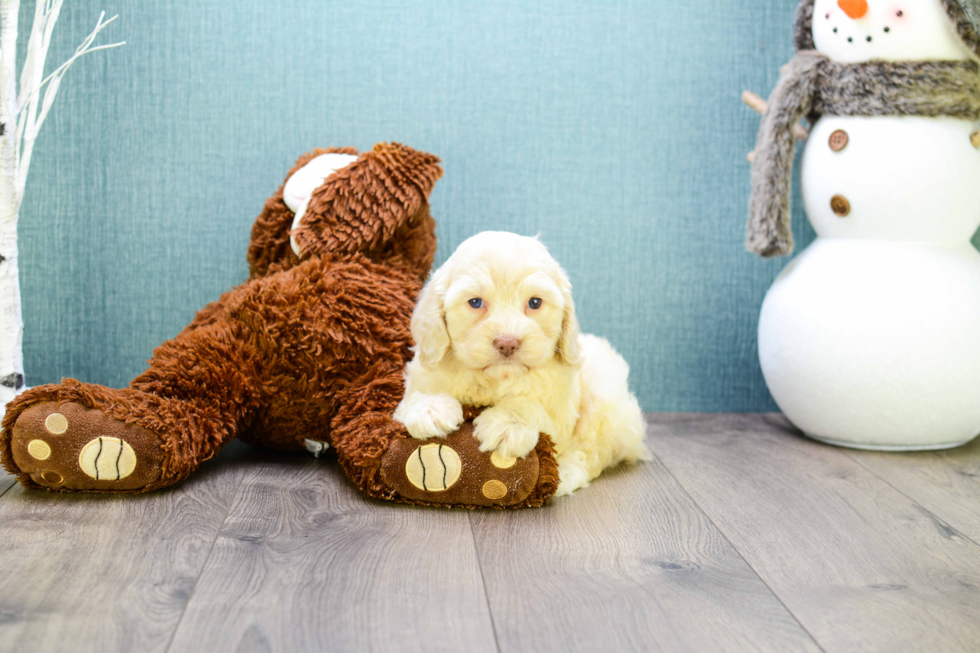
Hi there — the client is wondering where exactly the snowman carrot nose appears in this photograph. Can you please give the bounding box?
[838,0,869,19]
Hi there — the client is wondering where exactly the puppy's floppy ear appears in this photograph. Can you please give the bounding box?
[411,262,452,369]
[555,267,581,365]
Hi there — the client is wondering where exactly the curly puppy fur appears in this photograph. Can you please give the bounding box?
[394,231,649,496]
[2,143,561,506]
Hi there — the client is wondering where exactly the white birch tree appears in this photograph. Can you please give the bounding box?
[0,0,122,405]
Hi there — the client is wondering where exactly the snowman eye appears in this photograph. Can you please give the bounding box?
[468,298,483,309]
[897,10,903,16]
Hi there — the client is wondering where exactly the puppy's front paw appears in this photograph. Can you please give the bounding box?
[473,409,539,459]
[394,393,464,439]
[555,451,592,497]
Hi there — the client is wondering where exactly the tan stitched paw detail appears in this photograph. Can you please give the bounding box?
[482,480,508,500]
[41,471,63,485]
[490,450,516,469]
[27,440,51,460]
[44,413,69,434]
[405,444,461,492]
[78,437,137,481]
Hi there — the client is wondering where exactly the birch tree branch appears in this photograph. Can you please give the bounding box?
[15,0,60,194]
[36,13,122,97]
[0,0,21,216]
[0,0,124,397]
[16,0,59,112]
[15,10,123,200]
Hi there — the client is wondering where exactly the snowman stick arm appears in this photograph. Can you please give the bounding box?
[743,91,810,141]
[741,90,768,114]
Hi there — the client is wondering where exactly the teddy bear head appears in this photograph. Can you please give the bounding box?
[248,142,443,281]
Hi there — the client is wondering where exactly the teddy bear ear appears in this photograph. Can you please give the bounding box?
[291,142,444,260]
[369,142,444,201]
[247,146,362,279]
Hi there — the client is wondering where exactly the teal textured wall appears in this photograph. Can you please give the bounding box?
[21,1,969,411]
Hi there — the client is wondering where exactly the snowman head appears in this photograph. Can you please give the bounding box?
[798,0,980,62]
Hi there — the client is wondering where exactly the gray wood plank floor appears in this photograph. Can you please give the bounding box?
[469,458,819,653]
[647,414,980,653]
[0,467,14,497]
[0,441,251,653]
[846,438,980,544]
[168,454,498,653]
[1,414,979,653]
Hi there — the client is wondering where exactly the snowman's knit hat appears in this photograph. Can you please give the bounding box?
[795,0,980,60]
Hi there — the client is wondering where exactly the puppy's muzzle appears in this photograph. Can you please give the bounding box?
[494,336,521,358]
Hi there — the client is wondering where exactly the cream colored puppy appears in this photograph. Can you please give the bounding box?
[393,231,649,496]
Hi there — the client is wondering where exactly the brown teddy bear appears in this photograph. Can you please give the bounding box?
[0,143,558,508]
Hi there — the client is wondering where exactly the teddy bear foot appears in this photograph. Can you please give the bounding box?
[380,419,559,508]
[5,401,164,492]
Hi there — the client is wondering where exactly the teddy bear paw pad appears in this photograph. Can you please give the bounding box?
[404,443,462,492]
[9,402,163,491]
[381,420,540,507]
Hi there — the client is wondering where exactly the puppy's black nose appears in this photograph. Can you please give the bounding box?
[494,336,521,358]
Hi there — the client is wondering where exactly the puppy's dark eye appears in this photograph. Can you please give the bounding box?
[468,298,483,309]
[527,297,543,310]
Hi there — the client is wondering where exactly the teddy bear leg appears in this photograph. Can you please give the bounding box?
[1,383,234,493]
[328,363,560,508]
[1,320,262,493]
[3,382,170,492]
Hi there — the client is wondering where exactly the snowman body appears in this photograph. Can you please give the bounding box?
[757,0,980,449]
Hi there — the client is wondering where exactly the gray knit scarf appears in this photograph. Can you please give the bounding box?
[747,53,980,257]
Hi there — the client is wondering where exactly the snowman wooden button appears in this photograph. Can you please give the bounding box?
[830,194,851,218]
[829,129,849,152]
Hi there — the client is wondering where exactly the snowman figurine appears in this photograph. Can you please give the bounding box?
[745,0,980,449]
